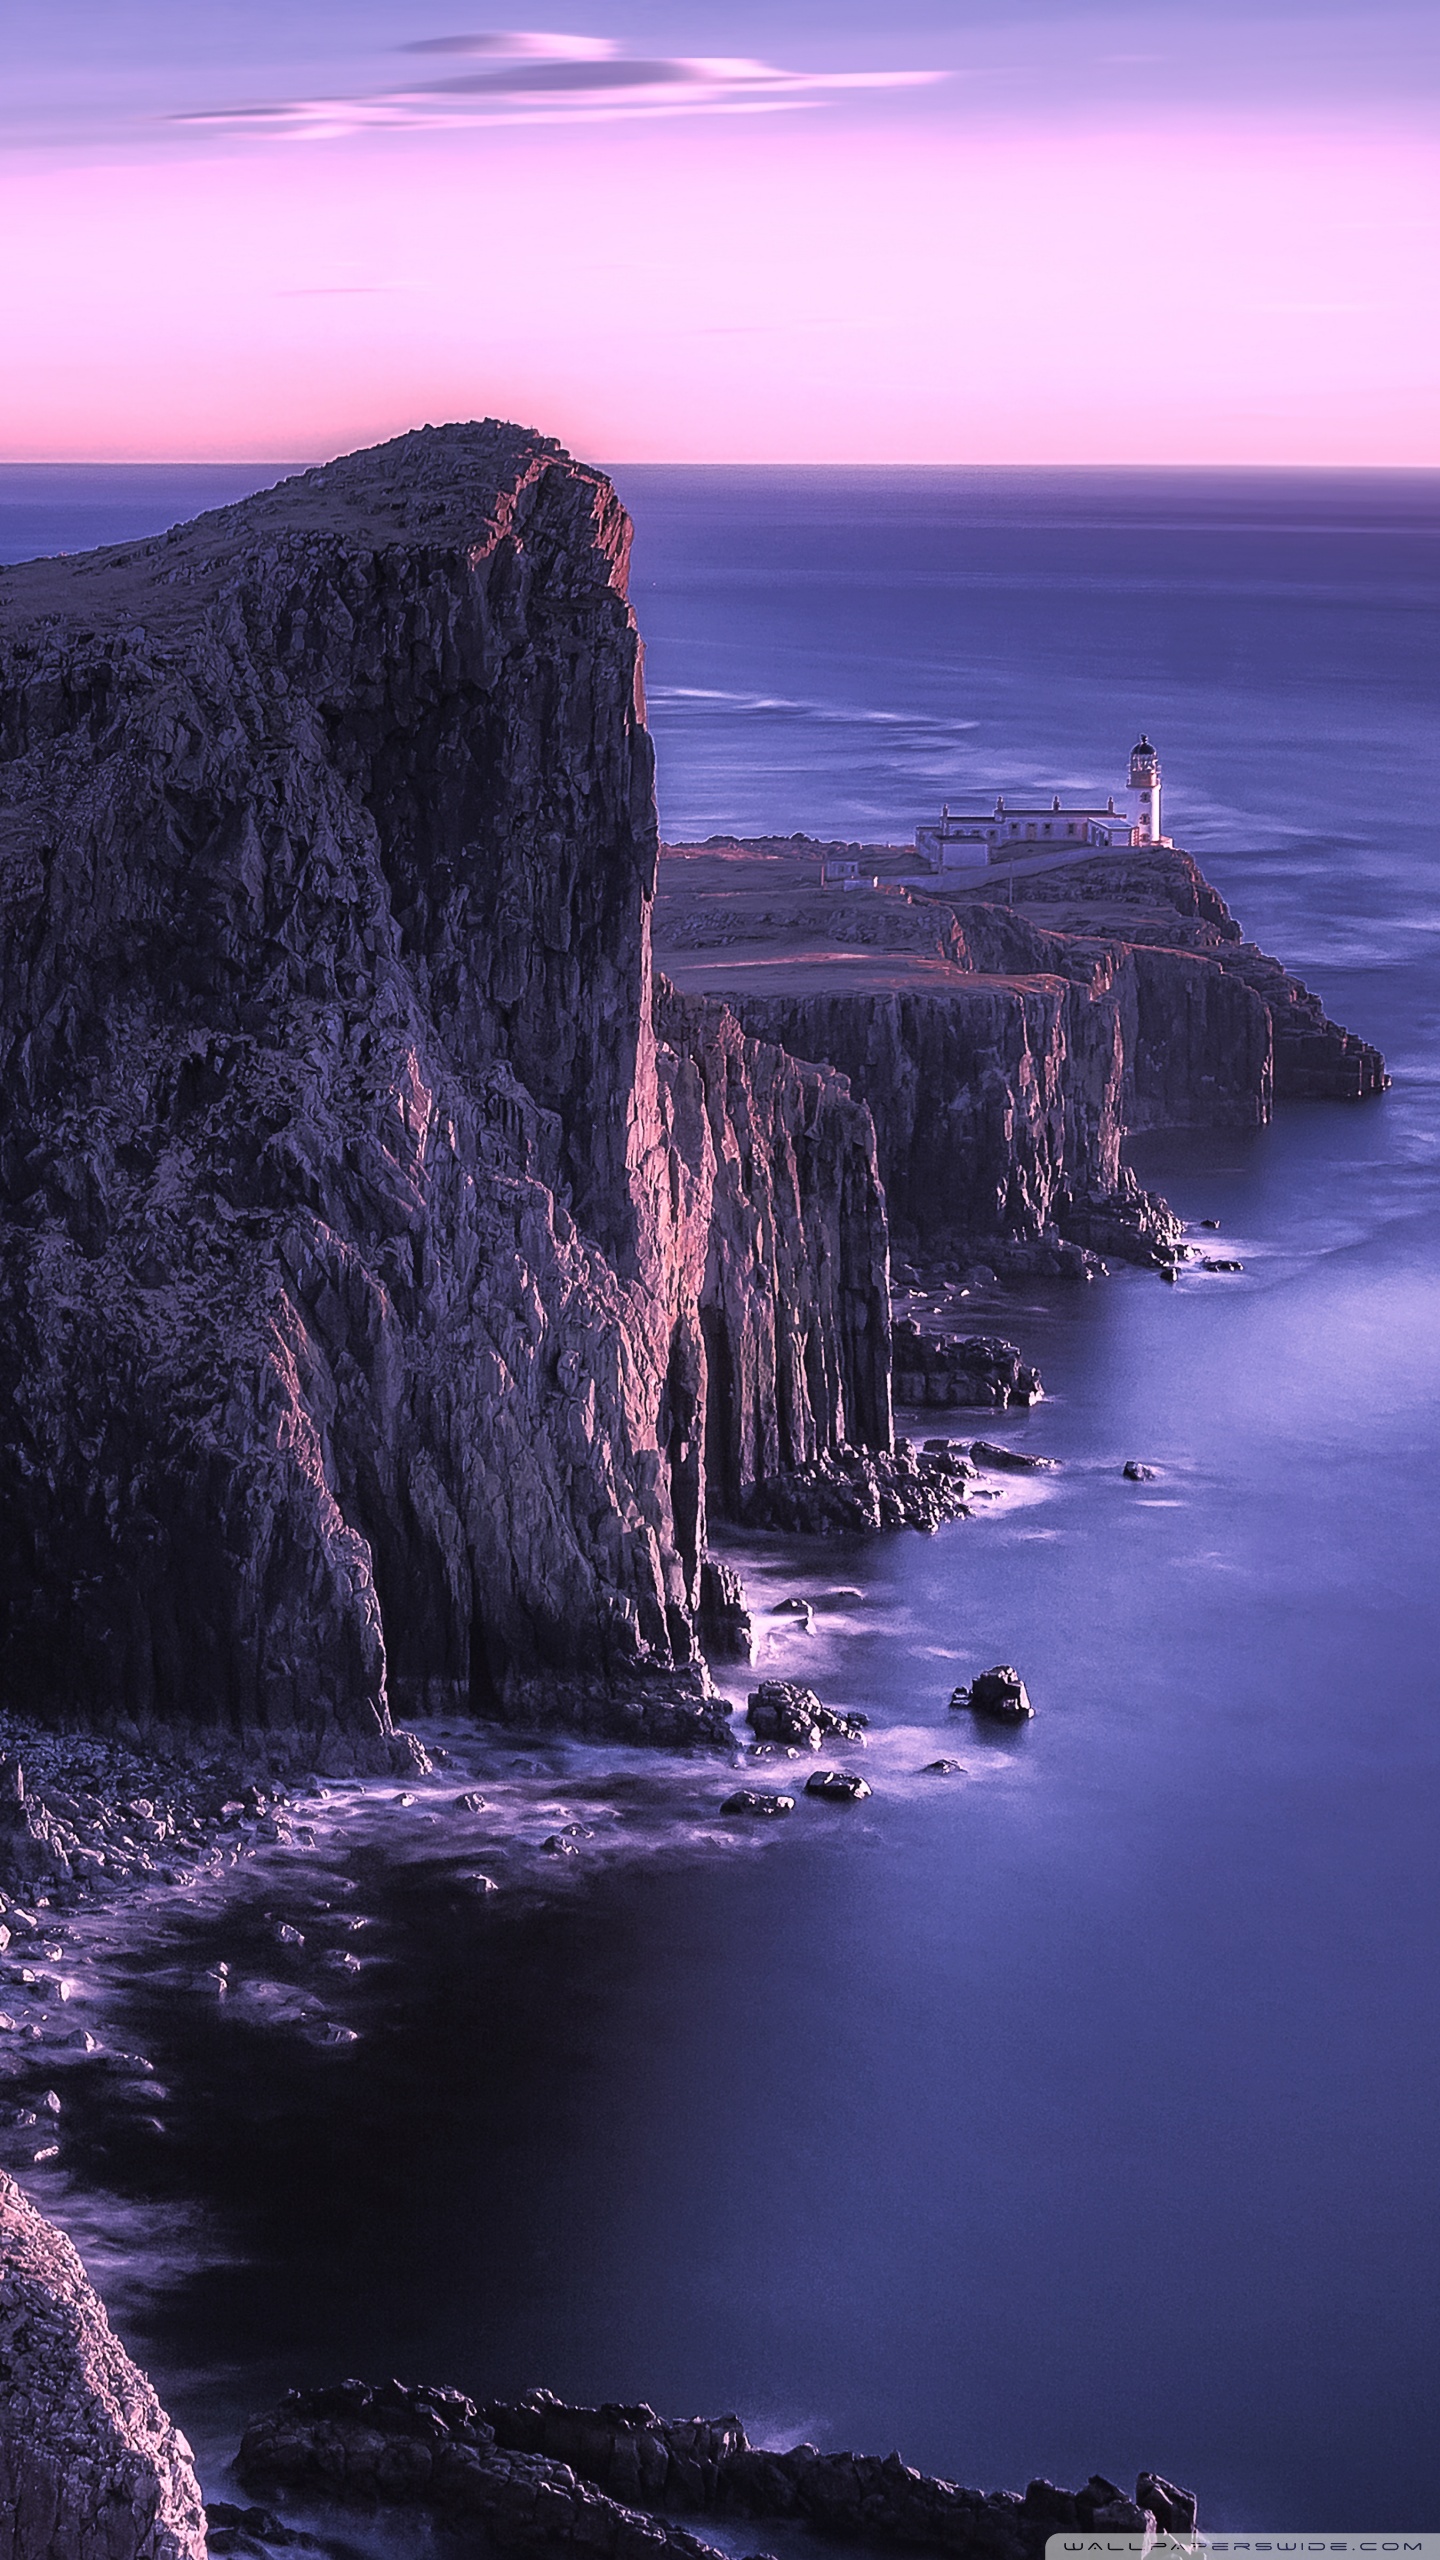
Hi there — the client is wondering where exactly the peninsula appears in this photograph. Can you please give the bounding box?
[0,424,1384,1771]
[0,423,1393,2560]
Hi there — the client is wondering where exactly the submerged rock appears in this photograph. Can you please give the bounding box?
[720,1791,795,1818]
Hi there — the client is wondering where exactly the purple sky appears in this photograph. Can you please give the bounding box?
[3,1,1437,459]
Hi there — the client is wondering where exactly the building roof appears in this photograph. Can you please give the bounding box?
[932,805,1125,822]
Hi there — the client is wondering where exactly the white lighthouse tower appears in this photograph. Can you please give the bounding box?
[1128,734,1162,844]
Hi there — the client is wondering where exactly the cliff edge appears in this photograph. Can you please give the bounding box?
[0,427,888,1756]
[655,835,1386,1270]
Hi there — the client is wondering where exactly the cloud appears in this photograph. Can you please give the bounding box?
[399,32,619,59]
[422,59,704,94]
[170,30,946,140]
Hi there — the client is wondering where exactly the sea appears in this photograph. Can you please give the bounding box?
[1,462,1438,2533]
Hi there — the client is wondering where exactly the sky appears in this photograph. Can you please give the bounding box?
[2,0,1437,463]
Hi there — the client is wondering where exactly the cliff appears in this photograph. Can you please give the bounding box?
[654,838,1385,1267]
[0,426,889,1757]
[0,2172,206,2560]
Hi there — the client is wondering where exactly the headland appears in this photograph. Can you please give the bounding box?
[0,426,1393,2554]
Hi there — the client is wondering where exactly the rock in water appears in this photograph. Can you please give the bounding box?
[721,1790,795,1818]
[746,1681,867,1748]
[245,2381,1202,2560]
[696,1559,755,1664]
[0,2170,207,2559]
[966,1666,1034,1720]
[0,425,892,1756]
[970,1443,1059,1473]
[892,1327,1042,1410]
[804,1769,872,1803]
[1123,1460,1158,1481]
[1136,2471,1199,2536]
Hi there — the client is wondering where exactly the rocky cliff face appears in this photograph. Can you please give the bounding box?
[654,839,1384,1267]
[0,2172,206,2560]
[0,426,889,1755]
[1001,848,1388,1101]
[728,936,1261,1259]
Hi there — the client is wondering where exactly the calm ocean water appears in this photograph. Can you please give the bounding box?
[3,466,1439,2531]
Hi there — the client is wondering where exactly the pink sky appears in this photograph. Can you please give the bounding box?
[4,111,1436,463]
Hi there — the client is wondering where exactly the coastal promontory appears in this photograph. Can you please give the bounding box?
[0,426,890,1760]
[0,426,1385,1759]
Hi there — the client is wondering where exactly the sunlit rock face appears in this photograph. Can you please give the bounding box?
[0,425,890,1756]
[0,2170,207,2560]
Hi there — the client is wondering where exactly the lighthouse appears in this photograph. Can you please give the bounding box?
[1129,734,1161,844]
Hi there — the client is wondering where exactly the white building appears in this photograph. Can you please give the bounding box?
[913,737,1168,874]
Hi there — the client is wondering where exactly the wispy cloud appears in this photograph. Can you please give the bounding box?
[399,32,619,59]
[170,28,946,141]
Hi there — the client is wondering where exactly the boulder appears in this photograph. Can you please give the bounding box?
[720,1792,796,1819]
[966,1666,1034,1720]
[745,1683,866,1750]
[1136,2472,1198,2536]
[1123,1461,1158,1482]
[803,1772,872,1804]
[970,1444,1059,1473]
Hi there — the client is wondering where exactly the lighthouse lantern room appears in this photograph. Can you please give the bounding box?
[1128,734,1162,845]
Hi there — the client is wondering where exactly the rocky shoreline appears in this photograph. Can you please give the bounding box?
[0,425,1394,2556]
[232,2380,1199,2560]
[0,425,1387,1774]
